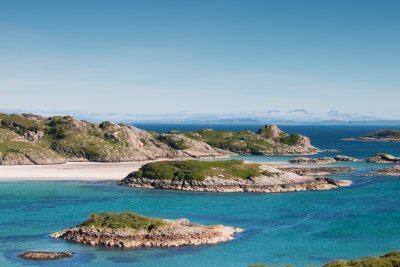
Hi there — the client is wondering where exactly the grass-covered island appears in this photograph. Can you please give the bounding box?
[51,212,242,248]
[248,250,400,267]
[344,130,400,142]
[119,160,352,192]
[173,124,319,155]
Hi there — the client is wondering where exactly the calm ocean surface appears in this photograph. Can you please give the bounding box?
[1,125,399,267]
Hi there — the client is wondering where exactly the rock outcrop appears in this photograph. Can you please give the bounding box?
[362,166,400,176]
[365,153,400,163]
[334,155,362,162]
[51,212,242,248]
[280,167,354,176]
[18,251,74,260]
[288,157,336,165]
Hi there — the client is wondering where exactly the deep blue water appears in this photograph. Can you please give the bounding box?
[0,125,400,267]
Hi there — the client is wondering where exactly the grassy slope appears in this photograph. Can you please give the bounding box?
[248,251,400,267]
[127,159,271,181]
[178,128,301,154]
[80,212,167,231]
[0,114,160,162]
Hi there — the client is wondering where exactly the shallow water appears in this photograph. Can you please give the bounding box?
[0,125,399,267]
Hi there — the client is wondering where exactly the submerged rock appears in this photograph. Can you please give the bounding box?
[51,212,242,248]
[18,251,74,260]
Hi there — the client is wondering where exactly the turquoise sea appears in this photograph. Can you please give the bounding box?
[1,125,399,267]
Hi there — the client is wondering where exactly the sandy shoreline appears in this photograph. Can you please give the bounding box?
[0,161,148,181]
[0,160,287,182]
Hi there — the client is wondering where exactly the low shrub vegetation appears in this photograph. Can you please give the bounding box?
[81,212,167,231]
[128,160,270,181]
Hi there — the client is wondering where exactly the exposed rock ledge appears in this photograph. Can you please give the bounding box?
[119,176,351,193]
[51,214,242,248]
[361,166,400,176]
[279,167,354,176]
[288,157,336,165]
[18,251,74,260]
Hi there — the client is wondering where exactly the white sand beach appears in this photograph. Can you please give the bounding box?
[0,162,147,181]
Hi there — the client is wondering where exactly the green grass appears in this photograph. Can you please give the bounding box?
[127,159,271,181]
[0,114,42,131]
[80,212,167,231]
[248,251,400,267]
[364,130,400,139]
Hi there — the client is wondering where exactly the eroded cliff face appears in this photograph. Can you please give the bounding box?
[51,218,242,248]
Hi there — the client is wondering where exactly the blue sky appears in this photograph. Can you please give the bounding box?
[0,0,399,119]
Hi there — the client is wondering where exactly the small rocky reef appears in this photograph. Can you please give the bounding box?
[287,153,400,165]
[280,166,354,176]
[362,165,400,176]
[344,130,400,142]
[18,251,74,260]
[119,160,351,193]
[248,250,400,267]
[51,212,242,248]
[288,157,336,165]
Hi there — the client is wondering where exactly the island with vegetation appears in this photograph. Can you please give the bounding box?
[0,113,319,165]
[248,250,400,267]
[172,124,319,155]
[344,130,400,142]
[51,212,242,248]
[119,160,351,193]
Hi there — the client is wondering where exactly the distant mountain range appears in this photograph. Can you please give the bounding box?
[1,108,399,125]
